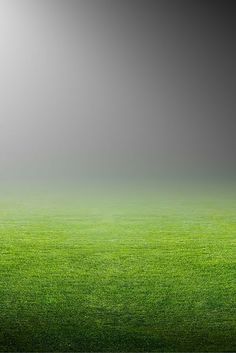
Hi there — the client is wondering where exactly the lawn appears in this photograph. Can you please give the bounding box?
[0,185,235,352]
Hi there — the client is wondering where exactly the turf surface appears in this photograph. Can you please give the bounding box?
[0,186,235,352]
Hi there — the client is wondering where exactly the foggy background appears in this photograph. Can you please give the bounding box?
[0,0,235,184]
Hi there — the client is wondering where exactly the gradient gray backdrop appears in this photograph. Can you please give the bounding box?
[0,0,235,182]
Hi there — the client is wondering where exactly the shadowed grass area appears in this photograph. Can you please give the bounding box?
[0,185,235,352]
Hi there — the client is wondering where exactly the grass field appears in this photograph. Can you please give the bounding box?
[0,185,235,352]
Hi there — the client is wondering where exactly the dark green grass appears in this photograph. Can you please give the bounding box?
[0,186,235,352]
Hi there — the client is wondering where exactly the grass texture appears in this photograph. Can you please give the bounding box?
[0,186,235,352]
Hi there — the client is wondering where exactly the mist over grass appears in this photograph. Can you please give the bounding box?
[0,182,235,352]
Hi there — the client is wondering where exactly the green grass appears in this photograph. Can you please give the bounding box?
[0,186,235,352]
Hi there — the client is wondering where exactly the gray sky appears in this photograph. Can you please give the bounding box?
[0,0,235,182]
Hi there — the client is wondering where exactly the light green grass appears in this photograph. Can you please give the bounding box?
[0,186,235,352]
